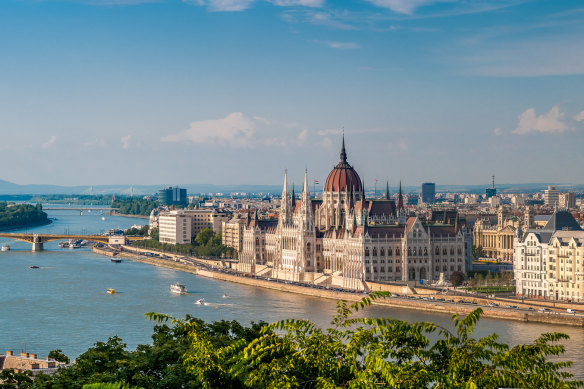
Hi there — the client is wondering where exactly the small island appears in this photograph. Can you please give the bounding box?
[0,202,50,231]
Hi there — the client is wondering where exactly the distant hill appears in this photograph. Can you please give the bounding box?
[0,179,581,196]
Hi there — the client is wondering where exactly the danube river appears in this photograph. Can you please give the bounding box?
[1,209,583,378]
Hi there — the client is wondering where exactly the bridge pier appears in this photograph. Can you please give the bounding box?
[32,235,44,251]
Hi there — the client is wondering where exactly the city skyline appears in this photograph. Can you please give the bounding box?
[1,0,583,186]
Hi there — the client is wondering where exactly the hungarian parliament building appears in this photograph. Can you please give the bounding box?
[236,137,471,290]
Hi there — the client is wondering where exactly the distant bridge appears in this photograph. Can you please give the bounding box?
[0,233,145,251]
[43,207,115,211]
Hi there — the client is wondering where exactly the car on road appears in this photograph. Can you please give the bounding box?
[504,305,512,309]
[538,308,550,312]
[567,308,576,314]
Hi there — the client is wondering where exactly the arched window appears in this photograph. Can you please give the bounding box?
[388,248,392,256]
[457,247,462,255]
[396,248,401,256]
[435,247,440,255]
[365,248,370,257]
[408,248,412,256]
[443,248,447,255]
[424,247,428,255]
[450,248,455,255]
[373,247,377,257]
[380,247,385,256]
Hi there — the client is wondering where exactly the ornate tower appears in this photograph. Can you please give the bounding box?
[278,170,292,227]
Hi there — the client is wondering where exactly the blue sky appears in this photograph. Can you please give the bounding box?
[0,0,583,188]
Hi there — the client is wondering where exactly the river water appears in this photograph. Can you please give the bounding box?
[1,209,583,378]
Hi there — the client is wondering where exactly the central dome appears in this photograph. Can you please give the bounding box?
[324,136,362,193]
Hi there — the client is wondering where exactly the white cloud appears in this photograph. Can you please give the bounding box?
[185,0,255,12]
[314,40,360,50]
[121,135,133,149]
[493,127,502,136]
[271,0,323,6]
[298,129,308,142]
[365,0,455,15]
[186,0,323,12]
[322,137,333,148]
[574,110,584,122]
[42,135,57,149]
[512,106,569,135]
[388,138,408,151]
[83,138,108,149]
[162,112,307,148]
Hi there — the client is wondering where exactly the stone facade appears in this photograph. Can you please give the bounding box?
[514,210,584,301]
[237,138,468,290]
[473,206,533,262]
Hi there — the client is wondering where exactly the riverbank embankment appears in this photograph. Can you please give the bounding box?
[96,245,584,327]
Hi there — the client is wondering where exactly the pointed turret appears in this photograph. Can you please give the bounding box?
[397,180,404,210]
[340,133,347,163]
[385,178,390,200]
[291,183,296,208]
[279,169,291,225]
[300,169,314,230]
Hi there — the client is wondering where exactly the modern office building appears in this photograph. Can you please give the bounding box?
[158,210,192,245]
[158,187,188,206]
[543,186,560,207]
[421,182,436,204]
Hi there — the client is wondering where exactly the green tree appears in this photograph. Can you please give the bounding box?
[0,369,33,389]
[471,245,485,259]
[450,271,465,287]
[151,292,582,389]
[194,228,214,246]
[48,349,70,364]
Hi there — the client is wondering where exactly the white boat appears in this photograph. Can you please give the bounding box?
[222,294,230,299]
[1,244,10,252]
[101,216,106,221]
[194,298,205,305]
[170,283,187,294]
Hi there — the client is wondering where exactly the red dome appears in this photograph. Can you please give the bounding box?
[324,137,362,193]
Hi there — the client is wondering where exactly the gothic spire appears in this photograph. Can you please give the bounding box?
[340,132,347,163]
[385,178,390,200]
[303,169,310,197]
[397,180,404,210]
[291,183,296,207]
[282,169,289,194]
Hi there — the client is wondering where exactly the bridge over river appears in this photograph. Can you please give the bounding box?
[0,233,145,251]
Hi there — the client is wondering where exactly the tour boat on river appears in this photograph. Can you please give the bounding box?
[1,244,10,252]
[170,283,187,294]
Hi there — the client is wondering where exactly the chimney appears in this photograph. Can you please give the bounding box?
[30,354,37,359]
[6,350,13,356]
[20,352,28,357]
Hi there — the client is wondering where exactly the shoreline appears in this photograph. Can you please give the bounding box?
[93,246,584,328]
[110,212,149,220]
[0,218,53,233]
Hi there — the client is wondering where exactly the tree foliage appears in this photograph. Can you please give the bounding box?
[0,202,48,230]
[111,198,157,216]
[23,293,582,388]
[471,245,486,259]
[131,228,233,258]
[449,271,465,287]
[48,349,70,364]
